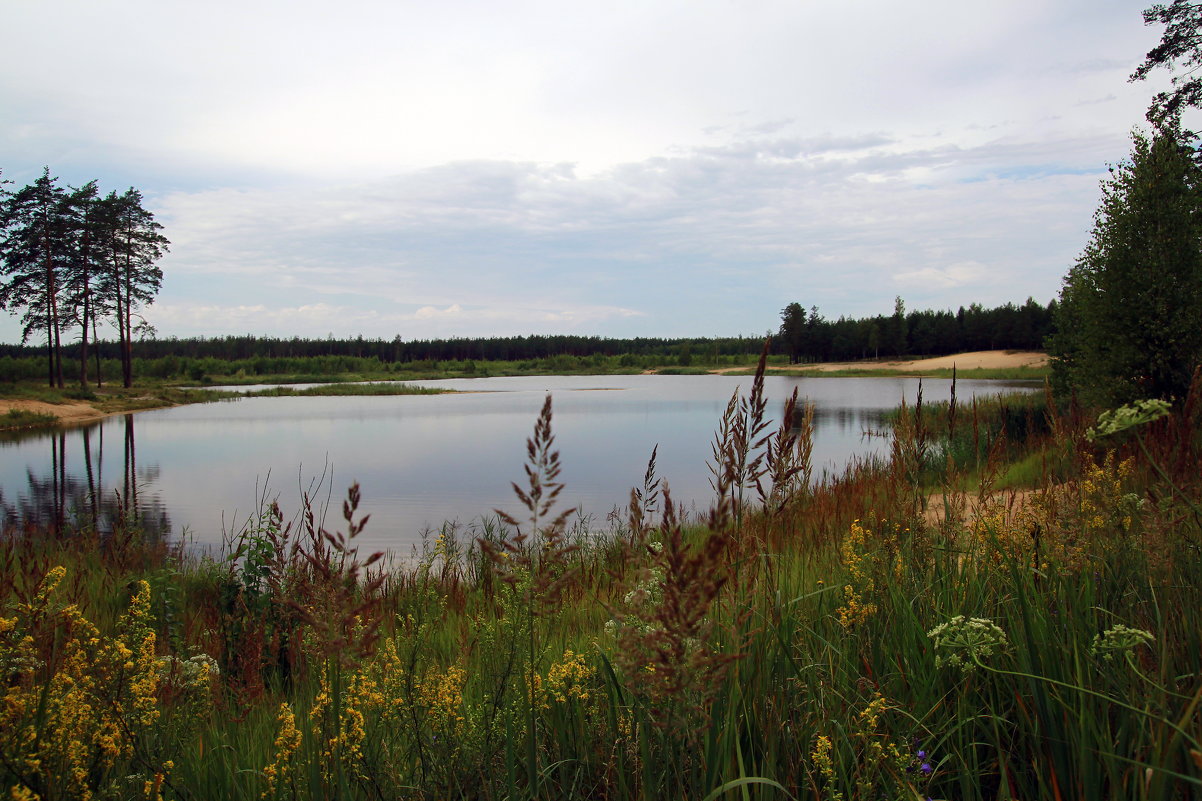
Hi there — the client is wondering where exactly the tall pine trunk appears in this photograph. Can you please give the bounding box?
[79,279,91,388]
[93,317,103,387]
[78,222,92,389]
[42,227,63,388]
[123,257,133,388]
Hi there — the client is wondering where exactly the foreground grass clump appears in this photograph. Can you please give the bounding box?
[0,408,58,430]
[2,354,1201,800]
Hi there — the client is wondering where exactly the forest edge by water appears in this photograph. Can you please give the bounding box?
[0,348,1049,430]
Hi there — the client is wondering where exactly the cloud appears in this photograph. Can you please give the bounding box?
[149,298,644,339]
[139,123,1112,341]
[1075,94,1118,107]
[895,262,990,289]
[415,304,463,319]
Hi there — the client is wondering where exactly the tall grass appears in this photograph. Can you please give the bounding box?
[1,352,1200,799]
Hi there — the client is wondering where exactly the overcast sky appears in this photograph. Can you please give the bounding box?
[0,0,1183,344]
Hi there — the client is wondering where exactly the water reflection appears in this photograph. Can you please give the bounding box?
[0,415,171,538]
[0,375,1038,552]
[810,405,890,436]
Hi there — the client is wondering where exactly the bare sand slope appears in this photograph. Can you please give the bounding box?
[723,350,1049,374]
[0,398,109,425]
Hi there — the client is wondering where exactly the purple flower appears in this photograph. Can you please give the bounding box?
[921,762,933,775]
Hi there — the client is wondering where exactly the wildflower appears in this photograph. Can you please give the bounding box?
[927,615,1009,672]
[417,664,468,728]
[811,735,844,801]
[262,702,302,799]
[545,649,594,703]
[836,520,878,628]
[1087,398,1171,441]
[1091,624,1155,662]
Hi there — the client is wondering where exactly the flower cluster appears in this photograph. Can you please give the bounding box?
[810,735,843,801]
[927,615,1010,672]
[417,664,468,731]
[1090,623,1155,662]
[836,520,878,628]
[262,702,303,800]
[811,693,930,800]
[544,648,595,704]
[0,569,166,801]
[1079,452,1137,534]
[1086,398,1171,441]
[309,667,371,784]
[604,560,667,640]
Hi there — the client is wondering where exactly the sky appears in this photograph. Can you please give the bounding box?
[0,0,1185,344]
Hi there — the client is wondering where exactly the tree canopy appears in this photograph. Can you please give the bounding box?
[0,169,168,387]
[1049,127,1202,406]
[1131,1,1202,127]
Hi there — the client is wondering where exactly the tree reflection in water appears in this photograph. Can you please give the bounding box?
[0,414,171,540]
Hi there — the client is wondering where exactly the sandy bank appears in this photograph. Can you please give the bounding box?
[716,350,1048,374]
[0,398,113,426]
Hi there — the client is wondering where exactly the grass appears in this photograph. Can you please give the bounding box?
[653,366,714,375]
[243,382,450,397]
[0,408,58,430]
[2,351,1199,800]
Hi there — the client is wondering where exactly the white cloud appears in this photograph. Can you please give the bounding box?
[895,262,990,289]
[149,298,644,339]
[415,304,463,319]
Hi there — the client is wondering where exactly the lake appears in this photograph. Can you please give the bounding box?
[0,374,1038,554]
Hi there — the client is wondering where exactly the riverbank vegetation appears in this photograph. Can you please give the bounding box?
[0,295,1053,389]
[2,346,1199,799]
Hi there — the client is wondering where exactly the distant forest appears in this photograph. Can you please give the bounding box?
[0,297,1054,380]
[777,296,1053,364]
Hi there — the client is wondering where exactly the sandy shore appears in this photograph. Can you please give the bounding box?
[0,398,113,426]
[716,350,1048,374]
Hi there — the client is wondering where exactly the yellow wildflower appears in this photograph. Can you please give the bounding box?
[263,702,303,799]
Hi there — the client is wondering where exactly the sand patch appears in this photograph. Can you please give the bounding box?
[0,399,109,426]
[714,350,1048,374]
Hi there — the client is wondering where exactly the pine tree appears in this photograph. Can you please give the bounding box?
[96,188,168,388]
[0,168,74,387]
[778,302,806,363]
[62,180,104,388]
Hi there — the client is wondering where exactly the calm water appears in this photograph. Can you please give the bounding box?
[0,375,1037,553]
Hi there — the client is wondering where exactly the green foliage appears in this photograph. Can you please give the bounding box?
[0,408,57,430]
[1050,127,1202,406]
[1131,0,1202,126]
[778,302,806,364]
[0,171,168,390]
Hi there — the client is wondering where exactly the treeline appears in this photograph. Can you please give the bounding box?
[778,297,1055,364]
[0,333,768,371]
[0,167,168,388]
[0,298,1056,383]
